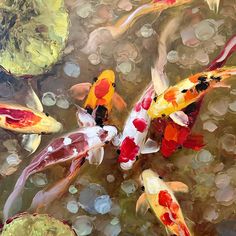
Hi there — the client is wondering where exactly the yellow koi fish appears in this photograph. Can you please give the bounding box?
[148,66,236,120]
[136,169,192,236]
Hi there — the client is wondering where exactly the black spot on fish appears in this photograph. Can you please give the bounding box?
[181,89,188,93]
[95,105,108,126]
[116,149,121,155]
[161,114,166,117]
[153,97,157,102]
[198,76,207,82]
[159,176,163,179]
[141,186,145,191]
[184,102,197,114]
[93,77,98,82]
[211,75,221,82]
[195,81,209,92]
[86,107,93,115]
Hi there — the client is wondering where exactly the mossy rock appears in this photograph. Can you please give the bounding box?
[0,0,69,76]
[1,213,75,236]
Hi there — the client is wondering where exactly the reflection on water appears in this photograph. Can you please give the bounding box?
[0,0,236,235]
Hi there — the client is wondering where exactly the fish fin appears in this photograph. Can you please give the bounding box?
[165,181,189,193]
[212,81,231,89]
[25,84,43,112]
[112,92,127,111]
[76,105,96,127]
[141,138,160,154]
[170,111,189,127]
[136,193,149,216]
[151,66,169,96]
[205,0,220,12]
[86,147,104,165]
[183,133,204,150]
[69,82,92,101]
[21,134,41,154]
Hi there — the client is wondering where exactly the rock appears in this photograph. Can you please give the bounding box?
[73,216,93,236]
[140,24,154,38]
[121,179,138,195]
[106,174,115,183]
[116,61,133,74]
[203,206,219,222]
[180,26,200,47]
[196,149,213,163]
[30,173,48,187]
[42,92,57,106]
[63,62,81,78]
[195,49,209,66]
[229,101,236,112]
[67,200,79,214]
[203,120,218,132]
[88,53,101,65]
[215,185,235,203]
[94,195,112,214]
[110,217,119,225]
[167,50,179,63]
[103,222,121,236]
[213,34,226,46]
[215,173,231,189]
[76,3,93,18]
[208,98,229,117]
[3,139,18,153]
[6,153,21,166]
[117,0,133,11]
[56,95,70,109]
[220,134,236,153]
[217,220,236,236]
[194,19,216,41]
[69,185,78,194]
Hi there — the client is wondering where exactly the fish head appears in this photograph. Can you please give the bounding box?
[141,169,166,195]
[97,70,115,84]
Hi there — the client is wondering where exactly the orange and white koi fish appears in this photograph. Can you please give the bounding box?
[136,169,192,236]
[148,66,236,122]
[82,0,191,54]
[69,70,126,125]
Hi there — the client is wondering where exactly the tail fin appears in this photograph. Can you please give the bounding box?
[205,0,220,12]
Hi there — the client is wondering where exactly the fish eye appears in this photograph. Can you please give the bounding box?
[153,97,157,102]
[112,83,116,87]
[45,112,49,117]
[116,149,121,155]
[93,77,98,82]
[159,176,163,179]
[141,186,145,191]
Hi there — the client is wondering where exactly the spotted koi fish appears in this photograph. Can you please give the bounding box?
[148,66,236,120]
[136,169,192,236]
[0,102,62,134]
[69,70,126,126]
[116,84,160,170]
[3,125,117,220]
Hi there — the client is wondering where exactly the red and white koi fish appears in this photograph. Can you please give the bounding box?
[82,0,191,54]
[136,169,192,236]
[69,70,126,125]
[148,66,236,121]
[3,125,117,220]
[117,84,160,170]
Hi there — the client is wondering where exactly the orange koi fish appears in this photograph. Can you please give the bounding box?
[0,102,62,134]
[69,70,126,125]
[136,169,192,236]
[148,66,236,121]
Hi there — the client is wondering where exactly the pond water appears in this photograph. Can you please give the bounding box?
[0,0,236,235]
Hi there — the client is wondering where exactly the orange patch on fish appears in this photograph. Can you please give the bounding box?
[164,88,178,102]
[94,79,110,98]
[188,73,200,83]
[184,89,198,102]
[164,123,178,142]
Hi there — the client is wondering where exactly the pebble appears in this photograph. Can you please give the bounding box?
[63,62,81,78]
[69,185,78,194]
[67,200,79,214]
[56,95,70,109]
[203,206,219,222]
[30,173,48,187]
[121,179,138,195]
[208,98,229,117]
[215,173,231,189]
[116,61,133,74]
[180,26,200,47]
[6,153,21,166]
[215,185,235,203]
[229,101,236,112]
[73,216,93,236]
[76,3,93,18]
[203,40,217,54]
[3,139,18,153]
[110,217,119,226]
[106,174,115,183]
[196,149,213,163]
[167,50,179,63]
[213,34,226,46]
[195,49,209,66]
[194,19,216,41]
[42,92,57,106]
[203,120,218,132]
[117,0,132,11]
[230,89,236,96]
[220,134,235,153]
[88,53,101,65]
[140,24,154,38]
[94,195,112,214]
[103,222,121,236]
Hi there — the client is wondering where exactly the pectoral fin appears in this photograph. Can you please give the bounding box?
[21,134,41,154]
[69,82,92,101]
[170,111,189,127]
[112,92,127,111]
[166,181,189,193]
[141,138,160,154]
[76,105,96,127]
[136,193,149,216]
[25,84,43,112]
[86,147,104,165]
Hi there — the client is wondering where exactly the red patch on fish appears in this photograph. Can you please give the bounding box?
[161,139,178,158]
[160,212,176,226]
[0,108,41,128]
[183,134,204,150]
[170,202,179,214]
[153,0,176,4]
[133,118,147,132]
[94,79,110,98]
[118,137,139,163]
[135,102,142,112]
[159,190,173,208]
[164,88,178,103]
[179,222,191,236]
[142,97,152,110]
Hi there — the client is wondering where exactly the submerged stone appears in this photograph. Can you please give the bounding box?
[103,222,121,236]
[94,195,112,214]
[121,179,138,195]
[216,220,236,236]
[194,19,216,41]
[73,216,93,236]
[30,173,48,187]
[64,62,81,78]
[67,200,79,214]
[42,92,57,106]
[215,173,231,189]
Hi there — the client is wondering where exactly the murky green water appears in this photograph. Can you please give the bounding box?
[0,0,236,235]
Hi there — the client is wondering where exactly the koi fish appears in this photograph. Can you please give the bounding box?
[117,83,162,170]
[148,66,236,121]
[69,70,126,125]
[82,0,191,54]
[3,125,117,220]
[204,0,221,12]
[136,169,192,236]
